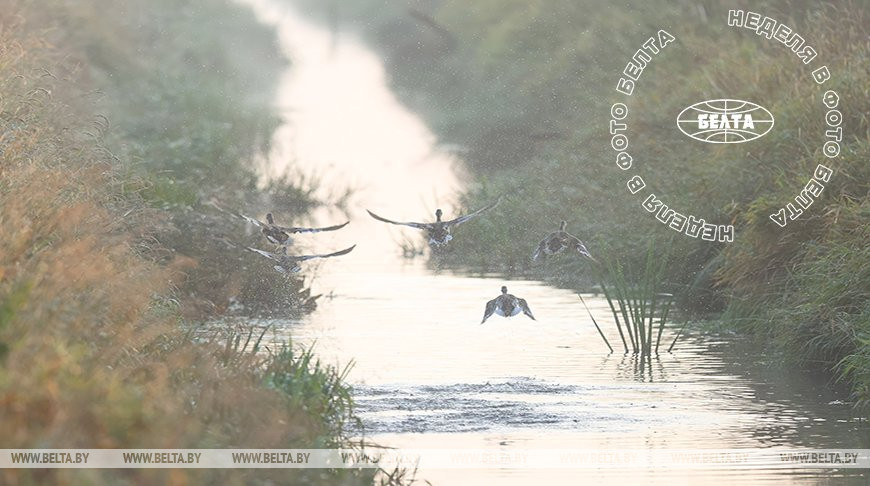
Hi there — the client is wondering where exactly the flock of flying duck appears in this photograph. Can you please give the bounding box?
[229,198,595,324]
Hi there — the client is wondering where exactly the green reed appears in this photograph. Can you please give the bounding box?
[591,240,677,356]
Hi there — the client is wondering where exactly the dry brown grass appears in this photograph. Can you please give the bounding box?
[0,4,380,485]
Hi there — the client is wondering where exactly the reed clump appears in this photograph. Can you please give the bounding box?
[580,241,677,356]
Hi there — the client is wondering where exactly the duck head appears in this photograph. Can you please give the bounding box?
[559,220,567,231]
[435,208,443,222]
[266,213,275,225]
[501,286,508,294]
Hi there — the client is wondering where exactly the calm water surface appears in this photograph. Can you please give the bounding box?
[245,1,867,483]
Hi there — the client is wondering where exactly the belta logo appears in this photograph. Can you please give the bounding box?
[677,99,774,144]
[607,10,841,242]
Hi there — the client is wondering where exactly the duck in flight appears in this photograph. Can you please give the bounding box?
[481,286,535,324]
[245,245,356,274]
[209,201,349,248]
[366,198,501,247]
[239,212,349,248]
[532,221,595,262]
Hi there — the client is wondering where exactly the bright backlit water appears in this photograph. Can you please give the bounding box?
[245,1,867,483]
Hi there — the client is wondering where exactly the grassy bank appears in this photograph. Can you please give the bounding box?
[1,1,390,483]
[41,0,325,319]
[298,0,870,404]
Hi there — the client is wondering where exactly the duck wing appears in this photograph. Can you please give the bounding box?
[246,246,283,262]
[273,220,350,234]
[366,210,429,229]
[238,213,268,229]
[565,233,595,261]
[209,200,254,224]
[518,298,536,320]
[443,196,502,227]
[290,245,357,262]
[531,234,554,261]
[481,298,499,324]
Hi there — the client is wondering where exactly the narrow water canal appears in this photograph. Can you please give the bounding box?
[245,1,867,483]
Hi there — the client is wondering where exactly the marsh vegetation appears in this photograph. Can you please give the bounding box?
[299,0,869,407]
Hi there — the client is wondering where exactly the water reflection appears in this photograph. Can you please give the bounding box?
[611,353,668,382]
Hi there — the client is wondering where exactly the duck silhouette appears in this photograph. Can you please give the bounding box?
[367,197,500,247]
[481,286,535,324]
[246,245,356,274]
[532,221,595,262]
